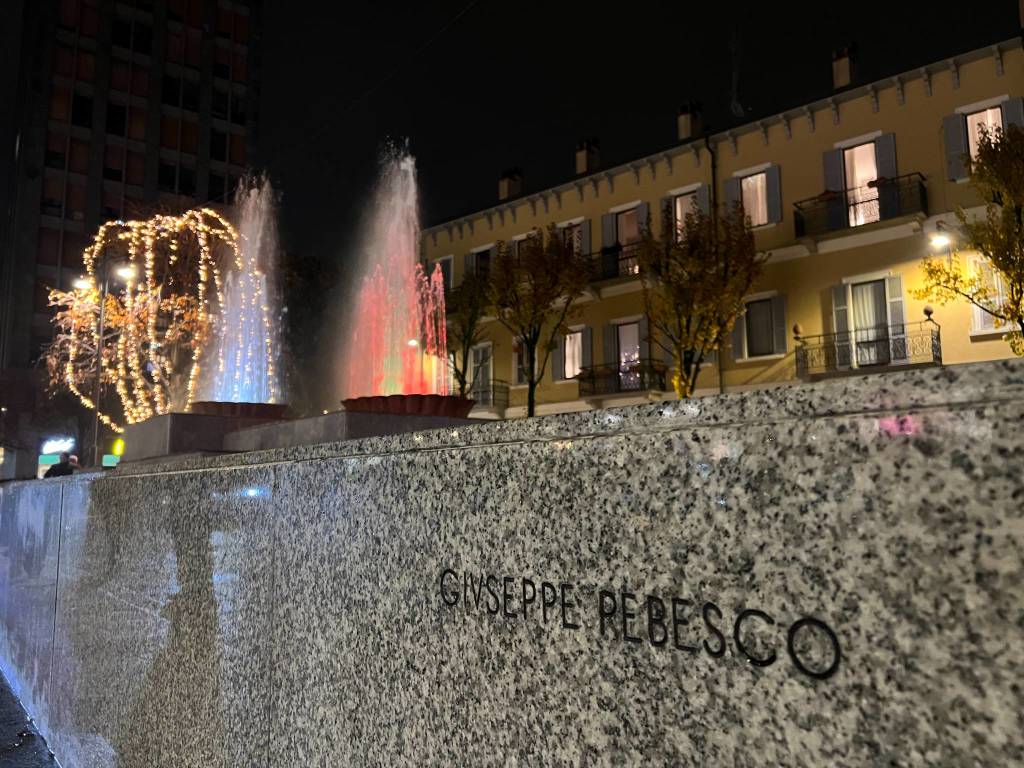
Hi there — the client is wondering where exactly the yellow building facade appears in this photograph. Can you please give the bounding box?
[422,39,1023,418]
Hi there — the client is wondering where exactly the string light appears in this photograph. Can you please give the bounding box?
[48,207,277,430]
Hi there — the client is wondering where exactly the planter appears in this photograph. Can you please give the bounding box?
[342,394,475,418]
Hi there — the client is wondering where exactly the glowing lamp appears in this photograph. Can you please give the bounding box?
[407,338,419,347]
[115,265,137,281]
[42,436,75,454]
[930,233,951,249]
[111,438,125,456]
[73,276,91,290]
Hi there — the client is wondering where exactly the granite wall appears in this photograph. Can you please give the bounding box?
[0,359,1022,767]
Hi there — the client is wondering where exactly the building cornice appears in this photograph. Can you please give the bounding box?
[423,37,1021,239]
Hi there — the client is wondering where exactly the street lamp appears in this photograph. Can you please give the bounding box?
[89,260,134,467]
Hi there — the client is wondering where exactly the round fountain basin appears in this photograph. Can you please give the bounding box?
[342,394,475,419]
[190,401,289,419]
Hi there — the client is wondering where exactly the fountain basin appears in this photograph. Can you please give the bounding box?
[342,394,475,419]
[191,401,289,419]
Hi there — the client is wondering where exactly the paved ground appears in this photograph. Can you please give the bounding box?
[0,675,55,768]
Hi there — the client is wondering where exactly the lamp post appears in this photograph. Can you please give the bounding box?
[76,261,135,468]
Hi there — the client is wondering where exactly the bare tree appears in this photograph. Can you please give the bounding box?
[637,203,765,398]
[490,226,590,416]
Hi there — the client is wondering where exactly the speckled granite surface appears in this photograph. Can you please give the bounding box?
[1,359,1023,766]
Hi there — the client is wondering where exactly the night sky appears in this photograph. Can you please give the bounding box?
[256,0,1019,402]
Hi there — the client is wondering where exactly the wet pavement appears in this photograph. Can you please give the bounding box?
[0,675,54,767]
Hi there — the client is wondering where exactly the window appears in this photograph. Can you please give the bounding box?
[673,192,697,239]
[474,249,491,277]
[178,165,196,197]
[615,208,640,275]
[162,74,181,106]
[106,102,127,136]
[46,133,67,169]
[617,322,640,389]
[843,142,879,226]
[564,330,583,379]
[562,222,582,254]
[212,88,229,119]
[230,94,246,125]
[470,345,491,386]
[616,208,639,246]
[744,299,775,357]
[126,152,144,186]
[103,145,124,181]
[740,173,769,227]
[515,345,529,385]
[68,139,89,174]
[966,107,1002,161]
[158,162,177,192]
[41,179,63,216]
[210,129,228,161]
[850,279,889,366]
[971,256,1010,333]
[180,120,198,154]
[208,172,226,201]
[181,79,199,112]
[71,93,92,128]
[76,51,95,82]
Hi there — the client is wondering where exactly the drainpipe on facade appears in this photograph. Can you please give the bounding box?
[704,135,726,396]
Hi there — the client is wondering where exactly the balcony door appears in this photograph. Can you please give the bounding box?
[615,208,640,276]
[851,280,890,366]
[843,142,879,227]
[617,322,640,390]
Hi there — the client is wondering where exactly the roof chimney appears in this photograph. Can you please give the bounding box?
[677,102,703,142]
[498,168,522,201]
[575,138,600,175]
[832,45,855,90]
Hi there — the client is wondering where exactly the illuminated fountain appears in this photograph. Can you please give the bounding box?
[339,148,468,416]
[196,175,284,417]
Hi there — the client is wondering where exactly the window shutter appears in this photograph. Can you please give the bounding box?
[695,184,710,214]
[724,177,742,210]
[831,284,852,367]
[660,196,673,236]
[765,165,782,224]
[636,202,650,235]
[580,219,591,256]
[602,325,617,367]
[731,309,746,361]
[823,149,844,191]
[639,315,650,361]
[601,213,616,248]
[1002,97,1024,129]
[943,114,968,181]
[464,251,476,276]
[581,326,593,368]
[552,335,565,380]
[823,149,846,230]
[771,294,787,354]
[874,133,899,219]
[886,274,907,361]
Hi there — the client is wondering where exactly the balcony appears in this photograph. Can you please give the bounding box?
[591,243,642,282]
[578,359,667,399]
[795,321,942,381]
[468,378,509,417]
[793,173,927,239]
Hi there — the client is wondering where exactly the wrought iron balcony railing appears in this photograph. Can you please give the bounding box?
[793,173,927,238]
[591,243,642,282]
[795,321,941,380]
[468,379,509,410]
[577,359,667,397]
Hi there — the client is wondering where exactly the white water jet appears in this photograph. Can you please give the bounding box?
[336,147,447,400]
[205,176,282,403]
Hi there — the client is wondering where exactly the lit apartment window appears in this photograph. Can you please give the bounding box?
[564,330,583,379]
[740,173,768,227]
[971,256,1009,333]
[744,299,775,357]
[673,191,697,239]
[843,142,879,226]
[966,106,1002,161]
[617,322,640,389]
[616,208,640,275]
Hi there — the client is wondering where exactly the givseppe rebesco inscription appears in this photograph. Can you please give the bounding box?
[439,569,841,680]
